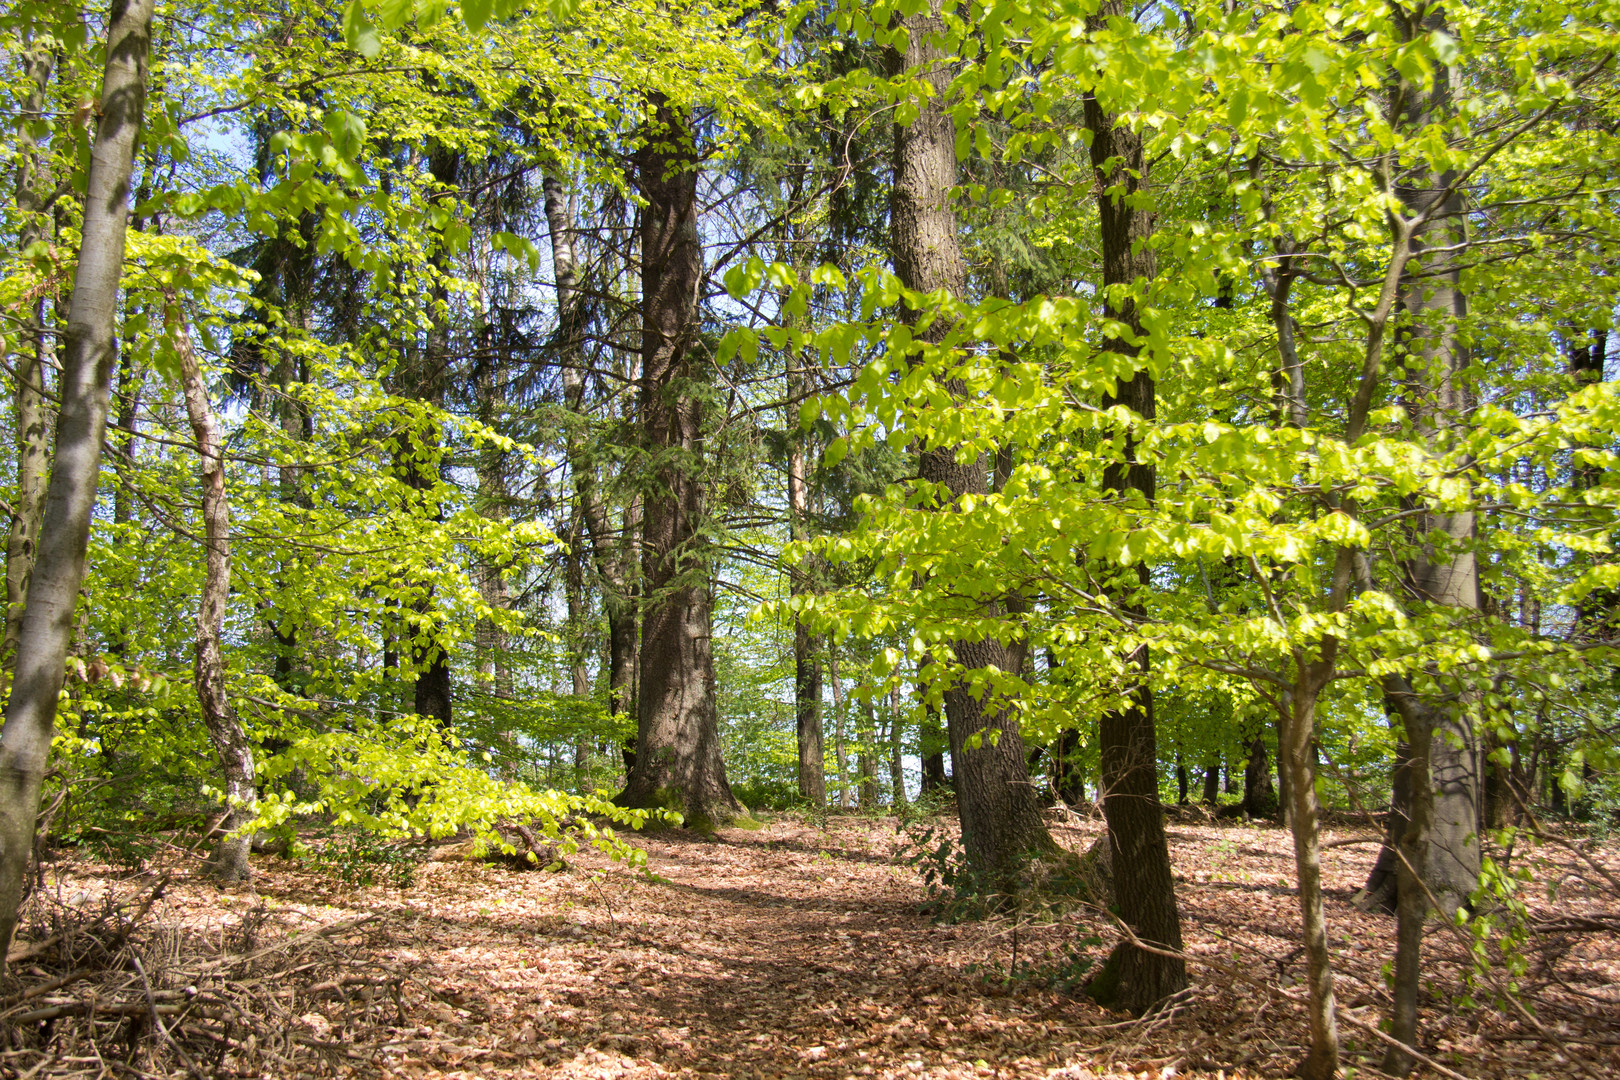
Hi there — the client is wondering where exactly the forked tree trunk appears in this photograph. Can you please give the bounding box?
[4,37,57,669]
[887,3,1053,876]
[616,96,740,829]
[0,0,155,962]
[1080,3,1185,1011]
[169,304,256,881]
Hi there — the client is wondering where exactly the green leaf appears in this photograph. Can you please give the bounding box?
[322,109,368,160]
[461,0,493,31]
[342,0,383,58]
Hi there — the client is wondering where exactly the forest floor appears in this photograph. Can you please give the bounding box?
[3,810,1617,1080]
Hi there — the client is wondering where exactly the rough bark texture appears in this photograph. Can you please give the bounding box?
[1079,9,1186,1011]
[5,38,56,669]
[170,306,256,882]
[617,97,740,830]
[0,0,155,964]
[887,4,1054,878]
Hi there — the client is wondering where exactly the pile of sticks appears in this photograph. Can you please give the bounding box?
[2,876,414,1078]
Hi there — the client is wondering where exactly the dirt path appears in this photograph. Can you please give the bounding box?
[13,814,1619,1079]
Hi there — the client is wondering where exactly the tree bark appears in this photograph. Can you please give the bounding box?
[616,95,740,829]
[1080,4,1185,1011]
[1242,732,1278,818]
[4,36,57,670]
[889,683,906,809]
[788,420,825,806]
[544,173,640,777]
[169,304,256,881]
[1278,673,1341,1080]
[887,3,1053,876]
[0,0,155,963]
[859,694,880,807]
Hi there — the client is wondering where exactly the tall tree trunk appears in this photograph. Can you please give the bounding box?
[830,644,850,809]
[889,684,907,810]
[169,304,256,881]
[859,694,879,807]
[395,147,461,727]
[0,0,155,962]
[4,36,57,670]
[887,3,1053,875]
[616,97,739,829]
[1080,3,1185,1011]
[1201,758,1220,805]
[1279,670,1341,1080]
[544,174,639,776]
[788,418,825,806]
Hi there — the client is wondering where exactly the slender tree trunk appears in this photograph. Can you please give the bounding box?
[889,684,906,810]
[788,430,825,806]
[1055,728,1086,805]
[545,174,639,777]
[859,693,879,808]
[1080,2,1184,1010]
[1279,673,1340,1080]
[0,0,155,962]
[5,37,57,670]
[887,3,1053,874]
[830,644,850,809]
[1201,759,1220,805]
[169,304,256,881]
[616,97,739,829]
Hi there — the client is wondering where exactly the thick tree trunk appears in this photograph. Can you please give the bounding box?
[1242,732,1278,818]
[4,38,57,670]
[617,96,740,830]
[1080,6,1185,1010]
[170,305,256,881]
[887,3,1053,875]
[0,0,155,963]
[1201,759,1220,805]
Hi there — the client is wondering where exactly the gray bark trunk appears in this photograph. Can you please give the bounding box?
[887,3,1053,876]
[616,97,739,828]
[0,0,155,962]
[170,305,256,881]
[5,37,57,669]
